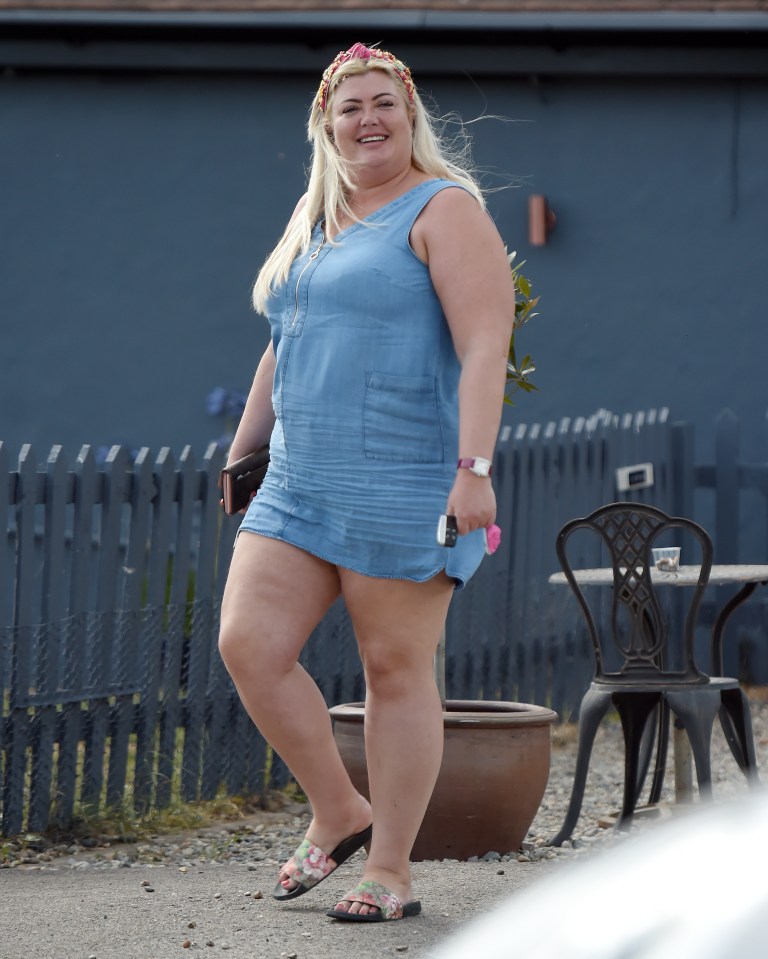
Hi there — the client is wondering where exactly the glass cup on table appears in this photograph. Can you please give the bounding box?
[652,546,681,571]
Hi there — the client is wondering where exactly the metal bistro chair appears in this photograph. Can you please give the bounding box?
[550,502,759,846]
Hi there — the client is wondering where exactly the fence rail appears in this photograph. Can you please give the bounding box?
[2,407,766,836]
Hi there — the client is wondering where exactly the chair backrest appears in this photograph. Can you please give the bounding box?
[556,502,713,685]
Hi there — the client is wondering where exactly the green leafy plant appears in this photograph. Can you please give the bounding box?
[506,252,540,404]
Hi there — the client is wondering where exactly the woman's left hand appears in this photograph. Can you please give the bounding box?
[446,470,497,537]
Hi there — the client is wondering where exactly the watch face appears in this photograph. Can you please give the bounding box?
[470,458,491,476]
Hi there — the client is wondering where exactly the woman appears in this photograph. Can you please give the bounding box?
[218,43,515,923]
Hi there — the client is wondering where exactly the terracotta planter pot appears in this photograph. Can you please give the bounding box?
[329,699,558,862]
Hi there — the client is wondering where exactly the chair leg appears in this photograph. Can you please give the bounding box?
[634,700,658,796]
[647,700,670,806]
[719,687,760,785]
[549,688,613,847]
[615,693,662,828]
[666,690,722,799]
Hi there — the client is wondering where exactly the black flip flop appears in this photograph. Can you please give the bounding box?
[327,900,422,923]
[326,880,422,922]
[272,824,373,901]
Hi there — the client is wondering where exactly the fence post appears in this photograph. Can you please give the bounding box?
[0,443,8,794]
[27,447,69,831]
[5,445,39,835]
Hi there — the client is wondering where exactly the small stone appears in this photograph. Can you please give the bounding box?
[182,940,191,949]
[188,921,197,929]
[140,879,150,887]
[179,866,188,874]
[396,948,409,954]
[252,890,264,899]
[247,863,258,871]
[497,869,505,875]
[214,892,222,899]
[206,940,215,947]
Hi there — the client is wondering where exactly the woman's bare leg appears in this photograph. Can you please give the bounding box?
[331,570,454,915]
[218,534,371,888]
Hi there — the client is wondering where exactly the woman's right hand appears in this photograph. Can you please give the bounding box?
[445,469,497,537]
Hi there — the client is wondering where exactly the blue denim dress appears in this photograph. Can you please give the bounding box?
[239,179,485,588]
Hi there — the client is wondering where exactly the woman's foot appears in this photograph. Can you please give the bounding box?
[327,870,419,921]
[329,867,414,918]
[275,796,372,898]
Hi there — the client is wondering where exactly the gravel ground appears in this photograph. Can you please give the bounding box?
[0,698,766,959]
[3,699,767,872]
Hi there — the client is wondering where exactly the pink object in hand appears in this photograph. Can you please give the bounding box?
[485,524,502,555]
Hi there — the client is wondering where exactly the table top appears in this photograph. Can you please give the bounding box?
[548,564,768,587]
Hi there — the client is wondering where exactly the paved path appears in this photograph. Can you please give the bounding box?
[0,858,556,959]
[4,698,765,959]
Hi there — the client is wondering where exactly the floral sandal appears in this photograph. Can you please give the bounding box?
[272,824,372,901]
[325,880,422,922]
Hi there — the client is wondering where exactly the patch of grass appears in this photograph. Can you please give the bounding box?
[39,721,285,845]
[745,684,768,703]
[551,722,578,749]
[43,790,280,845]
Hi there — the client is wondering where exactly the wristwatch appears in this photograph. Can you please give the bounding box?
[457,457,493,478]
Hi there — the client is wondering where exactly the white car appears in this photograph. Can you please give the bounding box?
[433,789,768,959]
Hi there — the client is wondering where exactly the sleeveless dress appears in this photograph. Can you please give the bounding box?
[239,178,486,588]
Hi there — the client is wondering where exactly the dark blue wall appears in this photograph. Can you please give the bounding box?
[2,62,766,464]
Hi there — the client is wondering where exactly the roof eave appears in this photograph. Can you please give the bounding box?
[1,8,768,34]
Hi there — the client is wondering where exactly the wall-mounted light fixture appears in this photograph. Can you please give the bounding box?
[528,195,557,246]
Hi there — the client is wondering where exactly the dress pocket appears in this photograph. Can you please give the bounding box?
[363,371,445,463]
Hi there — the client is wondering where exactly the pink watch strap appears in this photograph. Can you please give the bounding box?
[457,457,493,476]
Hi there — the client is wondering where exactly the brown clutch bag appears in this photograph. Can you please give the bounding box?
[220,446,270,515]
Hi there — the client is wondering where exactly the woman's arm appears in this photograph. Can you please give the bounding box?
[414,187,516,535]
[226,342,277,465]
[228,193,311,466]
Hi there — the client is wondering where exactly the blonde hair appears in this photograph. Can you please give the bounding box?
[252,55,485,315]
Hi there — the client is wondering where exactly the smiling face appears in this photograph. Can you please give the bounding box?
[328,70,414,180]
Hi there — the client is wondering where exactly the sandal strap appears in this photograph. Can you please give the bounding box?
[285,838,336,889]
[340,880,404,920]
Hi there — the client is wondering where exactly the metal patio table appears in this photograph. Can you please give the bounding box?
[548,564,768,801]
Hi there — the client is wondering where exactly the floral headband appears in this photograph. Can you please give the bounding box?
[316,42,415,113]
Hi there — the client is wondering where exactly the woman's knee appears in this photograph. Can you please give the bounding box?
[363,648,434,699]
[218,616,254,676]
[219,608,310,692]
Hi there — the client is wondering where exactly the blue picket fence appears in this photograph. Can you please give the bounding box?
[2,406,766,836]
